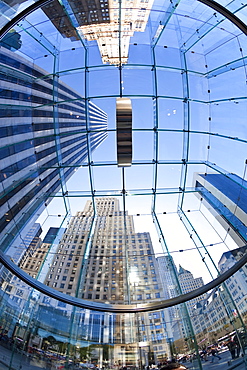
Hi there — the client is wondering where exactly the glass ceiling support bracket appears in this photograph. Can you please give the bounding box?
[205,56,247,79]
[177,205,247,333]
[181,1,246,53]
[152,210,202,369]
[151,0,181,48]
[75,48,98,298]
[84,49,96,215]
[198,0,247,36]
[52,51,71,216]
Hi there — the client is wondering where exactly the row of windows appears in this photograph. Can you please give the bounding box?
[0,89,88,116]
[0,72,86,109]
[0,133,87,181]
[0,108,104,121]
[0,120,90,140]
[0,53,85,101]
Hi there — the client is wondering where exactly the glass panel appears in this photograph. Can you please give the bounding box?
[88,67,120,98]
[158,98,184,130]
[122,67,153,96]
[157,69,183,98]
[158,132,183,161]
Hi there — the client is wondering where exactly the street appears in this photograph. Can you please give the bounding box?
[184,349,246,370]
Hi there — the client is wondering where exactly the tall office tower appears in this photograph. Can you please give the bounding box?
[44,197,162,304]
[0,47,107,255]
[194,173,247,246]
[178,266,207,313]
[43,197,168,362]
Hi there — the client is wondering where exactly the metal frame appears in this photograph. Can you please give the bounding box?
[1,249,247,313]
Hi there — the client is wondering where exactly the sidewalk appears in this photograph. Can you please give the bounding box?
[0,344,46,370]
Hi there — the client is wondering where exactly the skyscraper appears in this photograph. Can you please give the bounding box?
[178,265,206,313]
[41,197,169,363]
[0,46,107,256]
[44,197,162,304]
[194,172,247,246]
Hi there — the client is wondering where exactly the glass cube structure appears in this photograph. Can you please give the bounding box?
[0,0,247,369]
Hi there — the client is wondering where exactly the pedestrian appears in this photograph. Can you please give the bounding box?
[233,334,241,358]
[210,347,221,363]
[227,339,236,359]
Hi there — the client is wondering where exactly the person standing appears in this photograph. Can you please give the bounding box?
[233,334,241,358]
[227,339,236,359]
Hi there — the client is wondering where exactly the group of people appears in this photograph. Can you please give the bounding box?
[199,334,242,363]
[199,347,221,363]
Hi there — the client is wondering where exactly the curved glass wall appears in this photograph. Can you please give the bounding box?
[0,0,247,368]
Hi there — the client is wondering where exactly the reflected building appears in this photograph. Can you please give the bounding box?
[41,0,153,63]
[218,245,247,323]
[194,173,247,246]
[12,223,42,264]
[77,0,154,64]
[19,227,60,279]
[191,287,230,345]
[0,47,107,257]
[0,29,21,51]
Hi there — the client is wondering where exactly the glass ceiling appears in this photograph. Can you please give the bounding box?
[0,0,247,305]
